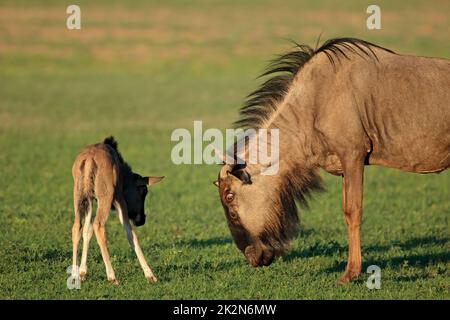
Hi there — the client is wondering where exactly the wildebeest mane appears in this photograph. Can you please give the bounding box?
[235,37,394,129]
[103,136,132,175]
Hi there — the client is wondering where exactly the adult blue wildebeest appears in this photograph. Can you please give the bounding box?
[214,38,449,283]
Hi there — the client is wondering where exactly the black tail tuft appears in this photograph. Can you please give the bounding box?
[77,198,90,216]
[103,136,118,151]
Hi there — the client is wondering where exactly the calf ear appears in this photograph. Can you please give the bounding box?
[146,176,165,186]
[213,180,219,187]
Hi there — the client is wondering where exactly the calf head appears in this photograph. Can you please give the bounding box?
[124,174,164,226]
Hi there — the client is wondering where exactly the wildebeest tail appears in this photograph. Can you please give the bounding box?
[76,158,97,198]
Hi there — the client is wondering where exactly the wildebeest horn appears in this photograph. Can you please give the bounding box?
[216,145,248,180]
[219,163,233,179]
[219,161,248,180]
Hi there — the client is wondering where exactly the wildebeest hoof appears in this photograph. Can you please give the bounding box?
[336,270,360,284]
[79,272,87,281]
[108,278,119,285]
[146,274,157,283]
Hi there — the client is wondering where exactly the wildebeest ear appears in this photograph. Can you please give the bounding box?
[213,180,219,187]
[146,176,165,186]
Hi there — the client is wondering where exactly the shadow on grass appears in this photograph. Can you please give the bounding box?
[157,232,449,276]
[324,251,450,283]
[158,236,233,249]
[17,232,448,282]
[326,251,450,271]
[316,235,450,281]
[283,234,450,281]
[156,259,244,282]
[284,240,346,261]
[367,236,450,252]
[284,235,449,261]
[16,246,69,264]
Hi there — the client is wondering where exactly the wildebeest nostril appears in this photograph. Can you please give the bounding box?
[262,248,274,266]
[244,245,263,267]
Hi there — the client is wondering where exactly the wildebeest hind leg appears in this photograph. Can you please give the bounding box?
[79,199,93,281]
[71,192,85,280]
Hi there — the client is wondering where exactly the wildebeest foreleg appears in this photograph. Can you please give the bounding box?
[338,156,364,284]
[115,198,157,283]
[93,196,117,284]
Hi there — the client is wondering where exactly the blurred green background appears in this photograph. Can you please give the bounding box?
[0,0,448,299]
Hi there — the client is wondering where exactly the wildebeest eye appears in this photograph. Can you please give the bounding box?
[226,193,234,202]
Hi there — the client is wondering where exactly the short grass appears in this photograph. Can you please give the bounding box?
[0,0,448,299]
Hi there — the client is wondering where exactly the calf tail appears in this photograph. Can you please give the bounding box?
[74,159,96,217]
[82,158,97,196]
[75,158,97,197]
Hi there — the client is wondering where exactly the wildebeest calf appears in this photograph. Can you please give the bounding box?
[71,137,164,284]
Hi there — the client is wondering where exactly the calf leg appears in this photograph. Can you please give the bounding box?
[337,155,364,284]
[93,196,117,284]
[79,199,93,281]
[71,195,84,279]
[115,198,157,282]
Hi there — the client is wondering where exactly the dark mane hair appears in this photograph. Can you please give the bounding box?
[235,37,394,129]
[260,165,324,255]
[103,136,132,174]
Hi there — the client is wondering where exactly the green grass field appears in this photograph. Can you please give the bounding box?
[0,0,449,299]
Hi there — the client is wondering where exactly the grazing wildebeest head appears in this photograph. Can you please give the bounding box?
[215,159,322,267]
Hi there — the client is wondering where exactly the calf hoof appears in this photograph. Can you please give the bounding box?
[79,272,87,282]
[337,270,360,284]
[108,278,119,285]
[146,274,157,283]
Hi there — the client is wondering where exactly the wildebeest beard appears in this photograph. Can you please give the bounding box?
[258,167,324,258]
[226,164,324,267]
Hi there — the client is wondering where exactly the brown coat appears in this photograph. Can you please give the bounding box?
[71,137,163,284]
[216,38,449,283]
